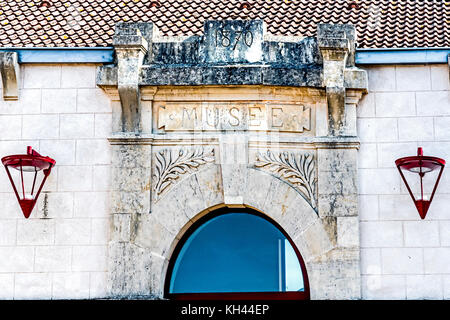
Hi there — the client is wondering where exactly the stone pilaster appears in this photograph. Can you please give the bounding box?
[107,136,154,298]
[113,22,157,134]
[0,51,20,101]
[105,22,159,298]
[315,24,365,299]
[318,24,365,137]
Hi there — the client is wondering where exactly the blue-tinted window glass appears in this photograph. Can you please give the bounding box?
[169,213,305,293]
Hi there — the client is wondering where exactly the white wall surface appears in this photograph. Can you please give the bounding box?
[0,64,111,299]
[358,64,450,299]
[1,62,450,300]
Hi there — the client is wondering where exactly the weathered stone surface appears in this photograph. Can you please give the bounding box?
[134,214,175,258]
[317,23,356,67]
[97,20,367,93]
[194,164,224,212]
[254,149,318,212]
[318,193,358,217]
[102,20,367,301]
[108,242,162,298]
[0,51,20,100]
[110,142,152,215]
[111,190,150,215]
[317,147,359,218]
[112,166,150,192]
[219,133,248,205]
[337,216,359,247]
[244,168,277,212]
[151,185,191,235]
[156,101,312,133]
[113,22,155,134]
[203,20,265,64]
[318,170,358,195]
[307,249,361,299]
[318,23,365,137]
[296,218,335,261]
[151,146,215,202]
[150,37,201,65]
[111,213,133,242]
[266,179,318,240]
[264,37,321,65]
[112,143,152,168]
[317,148,358,172]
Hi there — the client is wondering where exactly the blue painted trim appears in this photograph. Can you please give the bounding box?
[0,47,448,65]
[356,48,450,65]
[0,47,115,64]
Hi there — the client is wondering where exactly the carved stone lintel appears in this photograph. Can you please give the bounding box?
[152,147,215,201]
[255,150,317,212]
[0,52,20,101]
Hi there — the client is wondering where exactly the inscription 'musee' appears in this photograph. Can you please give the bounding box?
[157,102,311,133]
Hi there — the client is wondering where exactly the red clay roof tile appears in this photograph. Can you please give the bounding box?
[0,0,448,48]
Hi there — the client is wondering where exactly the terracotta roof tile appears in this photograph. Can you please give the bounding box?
[0,0,448,48]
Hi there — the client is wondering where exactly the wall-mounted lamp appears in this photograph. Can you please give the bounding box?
[1,146,55,218]
[395,147,445,219]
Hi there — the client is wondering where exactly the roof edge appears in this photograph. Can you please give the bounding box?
[0,47,449,65]
[356,48,450,65]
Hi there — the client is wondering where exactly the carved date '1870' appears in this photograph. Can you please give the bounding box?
[215,28,253,49]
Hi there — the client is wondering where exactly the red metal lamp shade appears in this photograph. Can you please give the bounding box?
[1,146,56,218]
[395,147,445,220]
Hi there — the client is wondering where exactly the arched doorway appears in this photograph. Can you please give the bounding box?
[164,207,310,300]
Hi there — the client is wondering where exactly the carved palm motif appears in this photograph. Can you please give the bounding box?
[255,150,317,212]
[153,147,215,200]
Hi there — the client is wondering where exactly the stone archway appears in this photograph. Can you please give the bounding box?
[107,158,360,300]
[101,19,366,300]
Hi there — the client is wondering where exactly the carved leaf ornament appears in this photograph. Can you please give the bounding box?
[255,150,317,212]
[153,147,215,200]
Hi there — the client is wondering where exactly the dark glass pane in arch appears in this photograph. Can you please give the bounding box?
[169,211,305,294]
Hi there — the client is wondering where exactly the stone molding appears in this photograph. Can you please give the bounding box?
[0,51,20,101]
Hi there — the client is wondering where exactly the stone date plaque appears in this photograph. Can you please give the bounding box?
[204,20,265,64]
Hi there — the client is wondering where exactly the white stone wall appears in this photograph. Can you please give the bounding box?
[1,62,450,300]
[358,64,450,299]
[0,64,111,299]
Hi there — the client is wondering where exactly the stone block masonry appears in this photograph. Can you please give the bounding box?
[358,64,450,300]
[100,20,367,300]
[0,63,111,299]
[1,18,449,301]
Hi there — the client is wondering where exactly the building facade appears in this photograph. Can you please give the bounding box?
[0,1,449,300]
